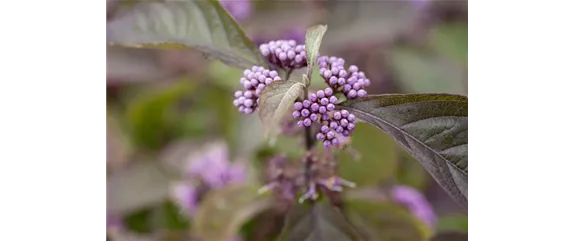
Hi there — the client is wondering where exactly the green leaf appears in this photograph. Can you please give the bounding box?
[193,185,272,241]
[305,24,328,77]
[430,231,468,241]
[126,80,196,149]
[107,0,266,69]
[428,23,468,64]
[345,199,432,241]
[339,94,468,208]
[388,47,467,95]
[258,80,306,139]
[107,160,173,214]
[338,123,398,186]
[280,203,364,241]
[437,214,468,233]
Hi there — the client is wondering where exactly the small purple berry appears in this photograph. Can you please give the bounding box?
[353,83,362,90]
[347,76,357,85]
[319,68,325,75]
[341,110,349,117]
[326,103,335,111]
[309,93,317,102]
[347,89,357,99]
[331,138,339,146]
[295,55,303,63]
[333,112,342,120]
[250,79,258,86]
[303,118,312,127]
[329,96,338,104]
[258,75,266,82]
[244,91,253,98]
[310,113,318,122]
[343,130,350,137]
[297,120,303,127]
[329,76,338,85]
[324,88,333,96]
[323,140,331,149]
[294,102,303,110]
[279,52,287,61]
[336,126,344,133]
[301,109,310,117]
[319,106,327,114]
[339,70,347,78]
[349,65,358,72]
[247,73,255,79]
[340,119,349,127]
[311,103,320,112]
[303,100,311,108]
[320,98,329,106]
[327,131,335,140]
[293,111,301,118]
[233,99,240,106]
[234,91,243,98]
[244,107,254,114]
[238,96,246,102]
[358,89,367,97]
[239,106,245,113]
[347,123,355,131]
[317,90,325,98]
[244,99,254,107]
[323,70,332,78]
[321,125,329,133]
[330,121,338,129]
[269,71,278,78]
[251,66,259,72]
[343,84,352,93]
[316,133,325,141]
[264,78,272,85]
[287,50,296,59]
[257,84,265,90]
[338,78,346,86]
[347,114,356,122]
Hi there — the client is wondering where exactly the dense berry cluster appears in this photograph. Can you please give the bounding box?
[317,56,370,100]
[233,66,281,114]
[292,88,357,148]
[259,40,307,69]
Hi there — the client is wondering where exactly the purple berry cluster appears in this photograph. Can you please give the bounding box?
[259,40,307,69]
[292,88,356,148]
[233,66,282,114]
[317,56,370,100]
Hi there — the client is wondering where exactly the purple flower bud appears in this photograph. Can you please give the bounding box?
[295,55,304,63]
[319,106,327,114]
[279,52,287,61]
[319,68,325,75]
[293,111,301,119]
[339,70,347,78]
[303,100,311,108]
[244,91,253,98]
[260,48,270,56]
[338,78,346,86]
[327,104,335,111]
[257,84,265,90]
[310,113,318,122]
[303,118,312,127]
[333,111,342,120]
[336,126,344,133]
[269,71,278,78]
[324,88,333,96]
[310,103,319,112]
[320,98,329,106]
[342,130,350,137]
[287,50,296,59]
[323,140,331,148]
[329,56,338,63]
[233,99,241,107]
[243,82,252,89]
[316,90,325,98]
[234,91,243,98]
[321,125,329,133]
[322,113,330,121]
[250,78,258,86]
[273,76,282,81]
[329,96,338,104]
[323,70,332,78]
[244,107,253,114]
[297,120,303,127]
[294,102,303,110]
[316,133,325,141]
[364,79,371,86]
[301,109,310,117]
[309,93,317,102]
[357,89,367,97]
[265,78,273,85]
